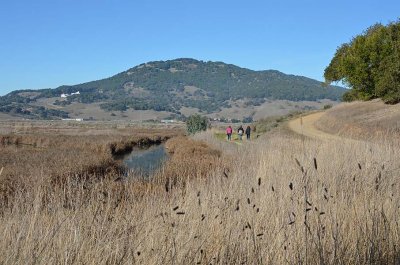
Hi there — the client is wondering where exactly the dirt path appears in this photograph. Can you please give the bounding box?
[288,112,343,141]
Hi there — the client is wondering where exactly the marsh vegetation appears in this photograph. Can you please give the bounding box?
[0,104,400,264]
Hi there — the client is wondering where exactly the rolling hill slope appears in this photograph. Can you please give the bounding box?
[0,58,345,120]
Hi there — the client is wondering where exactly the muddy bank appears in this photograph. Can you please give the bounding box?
[109,136,171,156]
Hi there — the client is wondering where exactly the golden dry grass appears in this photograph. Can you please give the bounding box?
[315,99,400,140]
[0,109,400,264]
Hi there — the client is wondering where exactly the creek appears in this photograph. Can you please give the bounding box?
[119,144,169,177]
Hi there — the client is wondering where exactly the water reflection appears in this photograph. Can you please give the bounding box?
[122,144,168,177]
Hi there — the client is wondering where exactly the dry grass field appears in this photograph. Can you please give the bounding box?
[315,99,400,140]
[1,103,400,264]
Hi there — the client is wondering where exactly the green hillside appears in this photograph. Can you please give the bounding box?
[0,58,345,119]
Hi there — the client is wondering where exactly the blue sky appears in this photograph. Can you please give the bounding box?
[0,0,399,95]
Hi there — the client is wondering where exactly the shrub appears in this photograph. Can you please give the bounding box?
[185,114,209,134]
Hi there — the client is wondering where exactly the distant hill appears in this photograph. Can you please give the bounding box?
[0,58,345,120]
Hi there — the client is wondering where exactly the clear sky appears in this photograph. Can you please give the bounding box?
[0,0,399,95]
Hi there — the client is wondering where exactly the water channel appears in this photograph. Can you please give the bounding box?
[119,144,169,177]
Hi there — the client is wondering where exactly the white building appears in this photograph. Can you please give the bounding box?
[60,91,80,98]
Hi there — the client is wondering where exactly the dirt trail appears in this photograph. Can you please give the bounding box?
[288,112,343,141]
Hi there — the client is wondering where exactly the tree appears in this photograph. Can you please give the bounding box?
[186,114,209,134]
[324,21,400,103]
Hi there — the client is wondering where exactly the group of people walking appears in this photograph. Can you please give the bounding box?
[226,125,251,141]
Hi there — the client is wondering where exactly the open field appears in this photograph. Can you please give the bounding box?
[1,102,400,264]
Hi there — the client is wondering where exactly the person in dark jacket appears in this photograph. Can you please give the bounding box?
[237,125,244,140]
[245,125,251,140]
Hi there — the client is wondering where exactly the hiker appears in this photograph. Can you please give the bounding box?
[237,125,244,140]
[246,125,251,140]
[226,125,233,141]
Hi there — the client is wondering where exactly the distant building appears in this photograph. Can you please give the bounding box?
[161,119,175,123]
[60,91,80,98]
[62,118,84,121]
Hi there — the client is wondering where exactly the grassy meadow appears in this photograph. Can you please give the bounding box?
[1,106,400,264]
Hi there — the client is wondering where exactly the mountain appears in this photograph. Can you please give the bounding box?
[0,58,345,120]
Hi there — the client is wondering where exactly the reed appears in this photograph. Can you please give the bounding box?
[0,118,399,264]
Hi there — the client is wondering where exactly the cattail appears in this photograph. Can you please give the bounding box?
[272,186,275,192]
[173,206,179,211]
[306,200,312,206]
[247,222,252,229]
[176,211,185,215]
[257,233,264,237]
[251,187,255,193]
[201,214,205,221]
[313,158,318,170]
[319,212,325,215]
[289,182,293,190]
[358,163,362,170]
[295,158,301,168]
[247,198,251,204]
[289,221,295,225]
[258,178,261,186]
[165,178,170,192]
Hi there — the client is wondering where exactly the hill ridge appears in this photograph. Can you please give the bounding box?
[0,58,345,120]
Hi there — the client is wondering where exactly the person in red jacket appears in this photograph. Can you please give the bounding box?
[226,125,233,141]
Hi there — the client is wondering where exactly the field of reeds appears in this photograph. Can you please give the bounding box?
[1,107,400,264]
[0,121,184,209]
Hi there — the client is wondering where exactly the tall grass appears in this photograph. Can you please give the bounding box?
[1,123,399,264]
